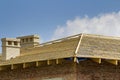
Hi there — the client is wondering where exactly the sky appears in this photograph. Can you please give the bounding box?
[0,0,120,52]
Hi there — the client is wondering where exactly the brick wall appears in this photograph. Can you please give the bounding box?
[0,61,76,80]
[77,60,120,80]
[0,60,120,80]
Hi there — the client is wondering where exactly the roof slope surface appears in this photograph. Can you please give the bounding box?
[1,33,120,66]
[0,36,80,65]
[77,34,120,59]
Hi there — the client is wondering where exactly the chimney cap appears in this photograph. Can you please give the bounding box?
[1,38,20,42]
[17,34,39,39]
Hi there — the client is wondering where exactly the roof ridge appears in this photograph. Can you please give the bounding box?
[75,33,84,55]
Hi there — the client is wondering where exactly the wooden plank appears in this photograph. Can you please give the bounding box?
[105,59,118,65]
[36,61,39,67]
[47,60,50,65]
[75,34,83,54]
[56,59,59,64]
[11,64,14,70]
[74,57,77,62]
[91,58,101,64]
[23,63,26,68]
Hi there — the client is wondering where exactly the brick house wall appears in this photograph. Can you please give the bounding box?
[0,61,77,80]
[0,60,120,80]
[77,60,120,80]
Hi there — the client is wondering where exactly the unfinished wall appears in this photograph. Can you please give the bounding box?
[0,60,120,80]
[0,61,77,80]
[77,60,120,80]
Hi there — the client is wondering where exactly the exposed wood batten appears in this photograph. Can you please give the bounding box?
[105,59,118,65]
[23,63,26,68]
[47,60,50,65]
[56,59,59,64]
[36,61,39,67]
[75,33,83,54]
[74,56,77,62]
[74,34,83,63]
[91,58,101,64]
[11,64,14,70]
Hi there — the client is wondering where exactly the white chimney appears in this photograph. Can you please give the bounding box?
[1,38,20,60]
[17,35,40,48]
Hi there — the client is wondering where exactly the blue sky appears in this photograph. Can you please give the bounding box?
[0,0,120,52]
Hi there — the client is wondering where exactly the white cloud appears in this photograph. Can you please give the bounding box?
[52,11,120,40]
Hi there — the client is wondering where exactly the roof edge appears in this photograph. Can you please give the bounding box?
[36,33,83,47]
[83,33,120,40]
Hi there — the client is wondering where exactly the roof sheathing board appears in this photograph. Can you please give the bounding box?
[21,35,81,56]
[0,35,80,66]
[77,34,120,60]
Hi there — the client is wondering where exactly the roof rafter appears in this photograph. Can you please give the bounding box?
[75,33,83,54]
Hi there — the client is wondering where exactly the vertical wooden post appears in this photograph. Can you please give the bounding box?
[23,63,26,68]
[74,57,77,62]
[36,61,39,67]
[11,64,14,70]
[56,59,59,64]
[47,60,50,65]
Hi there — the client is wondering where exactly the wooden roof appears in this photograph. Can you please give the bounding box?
[1,33,120,66]
[0,34,80,66]
[77,34,120,60]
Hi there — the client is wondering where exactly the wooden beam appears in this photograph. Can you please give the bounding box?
[75,34,83,54]
[11,64,14,70]
[105,59,118,65]
[56,59,59,64]
[36,61,39,67]
[74,57,77,62]
[47,60,50,65]
[23,63,26,68]
[91,58,101,64]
